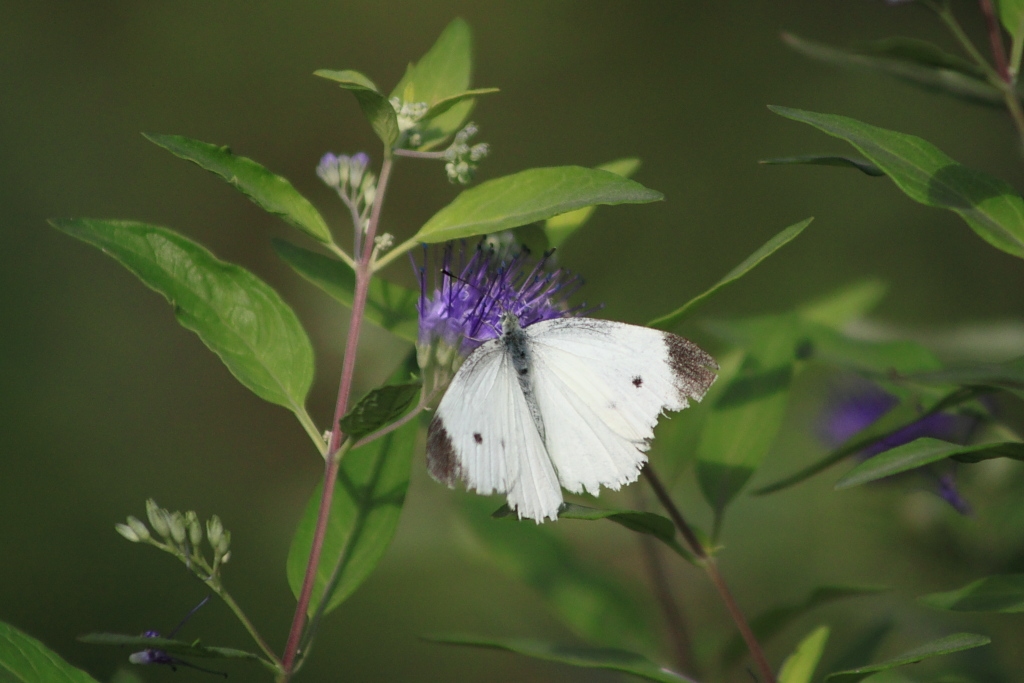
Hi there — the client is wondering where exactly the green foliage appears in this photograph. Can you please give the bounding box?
[903,356,1024,400]
[781,33,1005,106]
[835,437,1024,489]
[796,279,888,327]
[50,219,314,416]
[463,498,652,650]
[999,0,1024,44]
[770,106,1024,259]
[339,382,421,441]
[315,69,400,148]
[425,635,697,683]
[920,574,1024,612]
[722,585,886,666]
[79,633,261,661]
[414,166,663,243]
[0,620,101,683]
[824,633,990,683]
[272,239,419,343]
[390,18,478,150]
[286,415,418,617]
[649,218,813,329]
[759,155,884,176]
[143,134,331,242]
[778,626,830,683]
[543,158,641,248]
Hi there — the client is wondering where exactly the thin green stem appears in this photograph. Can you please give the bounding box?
[372,234,420,273]
[931,2,1004,83]
[643,466,777,683]
[325,242,356,270]
[978,0,1011,81]
[1011,34,1024,79]
[296,408,327,458]
[209,580,282,668]
[393,148,447,159]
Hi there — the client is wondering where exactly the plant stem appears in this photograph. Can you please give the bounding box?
[280,154,395,679]
[643,465,776,683]
[978,0,1010,81]
[372,235,420,273]
[393,148,447,159]
[211,580,282,668]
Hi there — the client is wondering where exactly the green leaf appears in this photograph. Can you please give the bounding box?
[826,619,895,674]
[797,279,888,328]
[493,502,697,563]
[414,166,663,243]
[462,497,651,649]
[919,573,1024,612]
[760,155,884,177]
[999,0,1024,43]
[824,633,990,683]
[779,626,830,683]
[272,239,419,343]
[315,69,399,148]
[697,314,798,526]
[51,219,313,415]
[391,18,476,149]
[649,218,813,329]
[143,134,331,243]
[722,585,887,666]
[421,87,500,123]
[287,413,418,616]
[904,356,1024,400]
[78,633,261,661]
[0,620,101,683]
[770,106,1024,259]
[835,437,1024,489]
[425,636,697,683]
[339,382,421,441]
[781,33,1004,106]
[544,158,642,248]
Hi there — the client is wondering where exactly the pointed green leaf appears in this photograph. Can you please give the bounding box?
[415,166,662,243]
[493,502,697,564]
[272,239,419,343]
[919,573,1024,612]
[798,279,888,327]
[421,87,499,123]
[462,497,651,649]
[999,0,1024,43]
[425,636,697,683]
[391,18,475,148]
[79,633,261,661]
[782,33,1004,106]
[51,219,313,415]
[722,585,887,666]
[770,106,1024,259]
[825,619,894,674]
[0,620,101,683]
[143,134,331,243]
[824,633,990,683]
[697,315,798,524]
[649,218,813,329]
[339,382,421,441]
[315,69,398,147]
[835,437,1024,489]
[287,414,418,616]
[905,356,1024,400]
[544,158,642,248]
[760,155,884,176]
[779,626,830,683]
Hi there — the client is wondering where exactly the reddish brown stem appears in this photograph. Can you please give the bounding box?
[979,0,1011,82]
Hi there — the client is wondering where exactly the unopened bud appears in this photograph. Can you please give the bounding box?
[115,523,140,542]
[168,511,187,545]
[217,530,232,557]
[221,551,231,565]
[126,516,151,542]
[146,499,170,538]
[206,515,223,549]
[185,511,203,547]
[316,152,341,188]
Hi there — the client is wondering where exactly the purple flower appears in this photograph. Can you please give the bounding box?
[819,382,977,513]
[416,241,585,358]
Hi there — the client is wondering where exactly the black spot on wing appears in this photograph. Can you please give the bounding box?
[632,376,643,388]
[664,333,718,403]
[473,432,483,444]
[426,417,460,487]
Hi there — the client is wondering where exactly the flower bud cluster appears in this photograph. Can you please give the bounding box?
[443,123,489,185]
[389,96,429,133]
[116,500,232,577]
[317,152,376,234]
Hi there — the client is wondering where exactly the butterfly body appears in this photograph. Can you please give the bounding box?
[427,314,717,522]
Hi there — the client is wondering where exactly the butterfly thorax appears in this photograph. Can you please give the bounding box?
[500,313,547,443]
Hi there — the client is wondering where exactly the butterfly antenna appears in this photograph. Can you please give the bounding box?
[168,595,211,639]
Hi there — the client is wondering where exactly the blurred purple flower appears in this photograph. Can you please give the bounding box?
[819,383,976,514]
[416,241,586,356]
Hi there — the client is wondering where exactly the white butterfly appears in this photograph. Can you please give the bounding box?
[426,312,718,522]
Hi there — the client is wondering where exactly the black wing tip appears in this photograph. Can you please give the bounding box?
[426,417,460,486]
[664,333,718,401]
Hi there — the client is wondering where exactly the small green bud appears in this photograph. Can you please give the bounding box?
[185,511,203,547]
[206,515,223,549]
[217,529,232,557]
[168,511,187,545]
[126,516,151,542]
[146,499,170,538]
[115,523,140,542]
[221,550,231,564]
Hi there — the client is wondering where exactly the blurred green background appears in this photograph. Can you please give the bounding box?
[3,1,1024,681]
